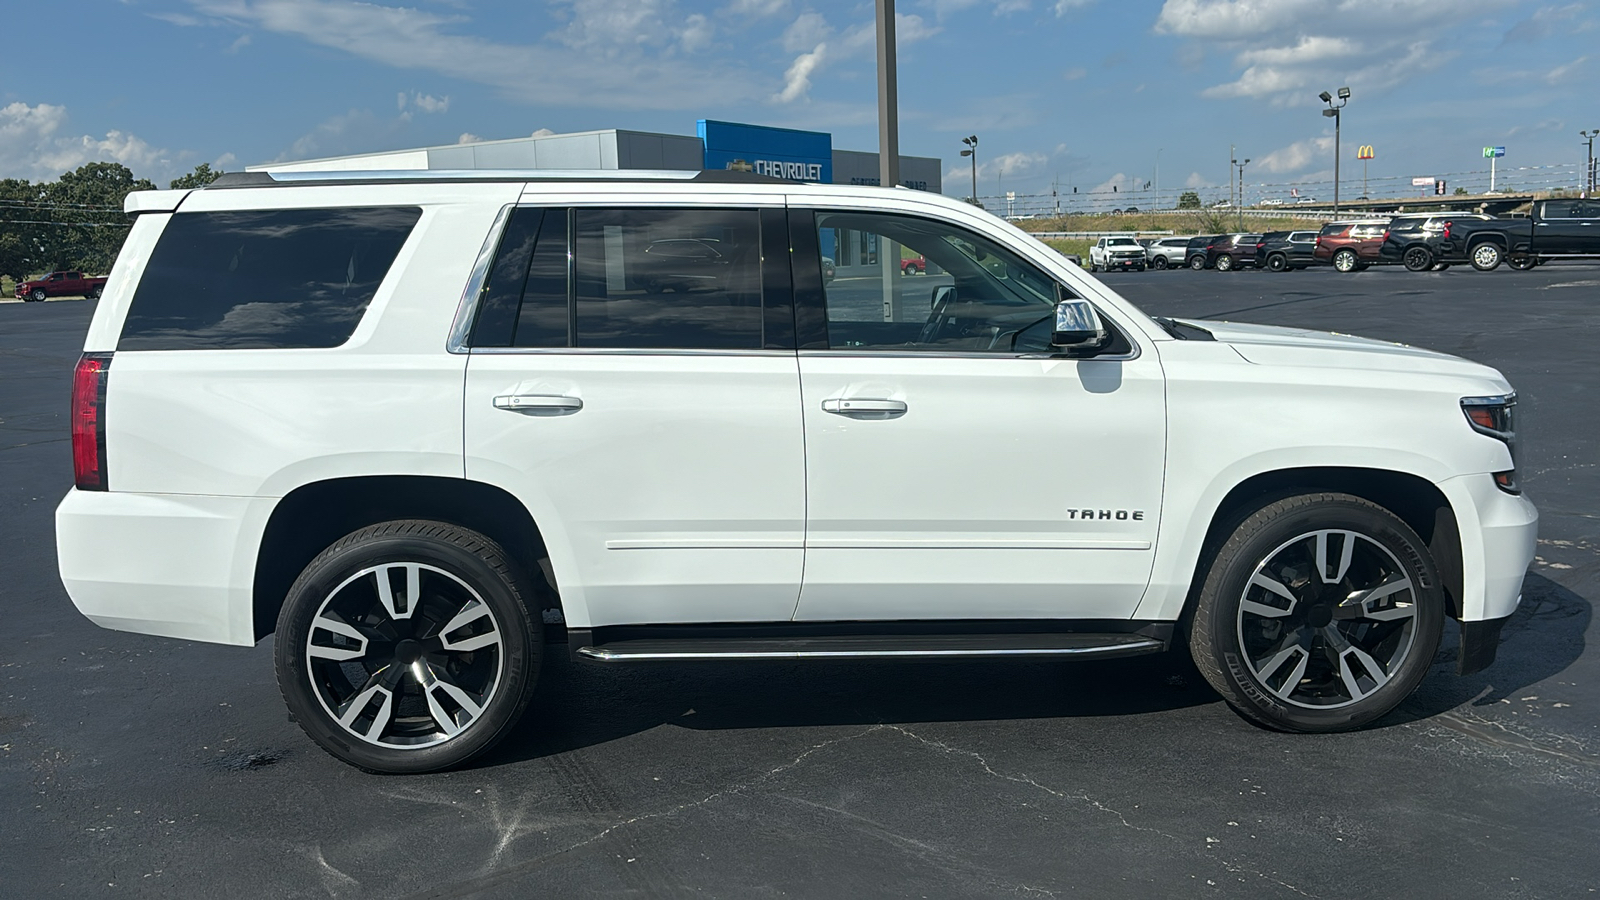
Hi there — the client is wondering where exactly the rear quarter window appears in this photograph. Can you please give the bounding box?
[119,207,422,351]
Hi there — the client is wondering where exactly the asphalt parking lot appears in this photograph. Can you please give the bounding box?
[2,265,1597,898]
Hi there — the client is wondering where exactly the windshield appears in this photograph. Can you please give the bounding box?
[1107,238,1138,247]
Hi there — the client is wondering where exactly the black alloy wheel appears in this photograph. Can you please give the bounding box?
[1152,256,1169,270]
[1402,247,1435,272]
[1266,254,1288,272]
[276,520,541,773]
[1507,255,1538,271]
[1189,493,1443,733]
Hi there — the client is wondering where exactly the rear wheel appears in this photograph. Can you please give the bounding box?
[1189,493,1444,733]
[1332,249,1359,273]
[1470,242,1503,272]
[1216,254,1235,272]
[88,285,103,299]
[1189,255,1206,270]
[275,520,541,773]
[1152,255,1169,270]
[1507,255,1538,271]
[1266,253,1288,272]
[1431,263,1451,272]
[1402,246,1434,272]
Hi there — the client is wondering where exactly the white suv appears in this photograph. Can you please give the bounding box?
[58,170,1536,773]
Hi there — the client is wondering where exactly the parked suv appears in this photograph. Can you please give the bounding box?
[58,170,1536,773]
[1185,235,1221,269]
[1205,233,1264,271]
[1145,236,1190,270]
[1315,220,1390,272]
[1256,231,1321,272]
[1379,213,1490,271]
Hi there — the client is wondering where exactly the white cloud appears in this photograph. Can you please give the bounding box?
[1184,171,1215,188]
[0,101,178,180]
[1502,4,1596,45]
[1157,0,1465,105]
[412,93,449,113]
[1546,55,1588,84]
[945,150,1047,184]
[1255,135,1334,174]
[228,33,252,52]
[680,13,714,52]
[725,0,788,16]
[781,11,831,52]
[1062,66,1086,80]
[774,43,826,103]
[1054,0,1094,14]
[457,132,481,144]
[531,128,556,137]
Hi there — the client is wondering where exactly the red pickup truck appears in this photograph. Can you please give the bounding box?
[15,271,107,302]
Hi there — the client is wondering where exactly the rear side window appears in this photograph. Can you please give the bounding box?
[120,207,420,350]
[1318,224,1347,237]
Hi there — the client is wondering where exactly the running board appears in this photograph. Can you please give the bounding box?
[570,622,1171,662]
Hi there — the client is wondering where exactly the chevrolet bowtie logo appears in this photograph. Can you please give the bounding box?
[726,159,754,173]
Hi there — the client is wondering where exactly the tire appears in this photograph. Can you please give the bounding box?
[1188,255,1207,270]
[275,520,542,774]
[1266,254,1288,272]
[1469,242,1503,272]
[1152,255,1169,270]
[904,264,921,275]
[1507,255,1538,271]
[1332,249,1359,273]
[1431,263,1451,272]
[1188,493,1444,733]
[30,288,47,302]
[1090,263,1100,273]
[1216,254,1235,272]
[1402,246,1434,272]
[88,285,103,299]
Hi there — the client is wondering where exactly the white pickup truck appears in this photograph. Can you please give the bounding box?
[56,169,1535,773]
[1090,236,1147,272]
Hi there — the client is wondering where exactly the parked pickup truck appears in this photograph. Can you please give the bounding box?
[1438,198,1600,271]
[15,271,107,302]
[1089,236,1146,272]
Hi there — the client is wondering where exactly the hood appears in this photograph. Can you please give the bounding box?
[1186,319,1504,380]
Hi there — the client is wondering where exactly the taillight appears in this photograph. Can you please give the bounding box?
[1382,231,1390,242]
[1442,222,1453,240]
[71,353,112,491]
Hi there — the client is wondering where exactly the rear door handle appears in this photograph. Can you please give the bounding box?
[493,394,583,415]
[821,398,907,418]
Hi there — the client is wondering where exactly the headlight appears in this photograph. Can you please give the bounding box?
[1461,393,1518,493]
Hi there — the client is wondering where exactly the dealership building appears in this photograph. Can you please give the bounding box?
[251,119,942,193]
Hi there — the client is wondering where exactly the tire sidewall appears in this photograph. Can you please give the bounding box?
[1193,496,1444,732]
[275,524,540,773]
[1470,242,1502,271]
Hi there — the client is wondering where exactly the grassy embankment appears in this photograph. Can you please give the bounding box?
[1018,211,1329,266]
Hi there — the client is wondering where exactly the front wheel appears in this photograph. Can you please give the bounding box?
[1470,242,1503,271]
[904,264,921,275]
[275,520,542,773]
[1332,249,1359,273]
[1152,255,1169,270]
[1188,493,1443,733]
[1402,246,1434,272]
[30,288,47,301]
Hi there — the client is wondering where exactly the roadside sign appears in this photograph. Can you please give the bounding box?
[1357,145,1375,160]
[1411,176,1435,186]
[1483,146,1506,158]
[1435,180,1447,195]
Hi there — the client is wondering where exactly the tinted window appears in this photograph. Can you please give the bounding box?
[573,208,762,350]
[513,209,570,347]
[1543,201,1577,218]
[1318,224,1346,237]
[121,207,420,351]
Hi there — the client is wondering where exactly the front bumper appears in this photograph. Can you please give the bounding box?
[1436,473,1538,674]
[56,488,274,646]
[1106,257,1144,269]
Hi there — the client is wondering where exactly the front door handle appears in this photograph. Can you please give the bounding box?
[493,394,583,415]
[821,398,907,418]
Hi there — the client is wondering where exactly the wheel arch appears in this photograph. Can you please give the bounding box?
[252,475,558,641]
[1171,466,1464,634]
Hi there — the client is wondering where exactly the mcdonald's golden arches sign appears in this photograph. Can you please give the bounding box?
[1357,145,1375,160]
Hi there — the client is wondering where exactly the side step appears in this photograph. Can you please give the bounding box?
[570,621,1171,662]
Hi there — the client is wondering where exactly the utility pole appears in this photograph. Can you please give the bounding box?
[960,135,978,205]
[875,0,900,322]
[1582,130,1599,198]
[1232,157,1250,230]
[1320,87,1350,214]
[1155,148,1161,209]
[1229,144,1235,215]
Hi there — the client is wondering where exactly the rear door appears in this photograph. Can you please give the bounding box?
[462,199,806,629]
[791,202,1166,622]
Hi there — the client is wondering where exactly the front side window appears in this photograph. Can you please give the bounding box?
[815,211,1066,353]
[120,207,421,351]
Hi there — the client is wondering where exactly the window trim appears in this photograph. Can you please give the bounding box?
[447,204,514,354]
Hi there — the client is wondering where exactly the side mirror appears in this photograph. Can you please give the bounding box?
[1051,298,1109,354]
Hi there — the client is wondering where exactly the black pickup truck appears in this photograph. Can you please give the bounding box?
[1438,198,1600,271]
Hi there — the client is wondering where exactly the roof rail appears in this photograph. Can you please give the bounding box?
[209,168,798,189]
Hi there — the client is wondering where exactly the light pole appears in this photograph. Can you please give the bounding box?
[1582,130,1599,197]
[875,0,899,191]
[1232,157,1250,229]
[1320,87,1350,214]
[1155,148,1162,209]
[960,135,978,205]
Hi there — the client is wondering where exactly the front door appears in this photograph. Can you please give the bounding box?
[464,203,805,629]
[792,207,1166,622]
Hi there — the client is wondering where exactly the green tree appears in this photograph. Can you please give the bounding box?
[1177,190,1201,209]
[0,178,48,280]
[44,162,154,274]
[1454,187,1468,196]
[170,163,224,190]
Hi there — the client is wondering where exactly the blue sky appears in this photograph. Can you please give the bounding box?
[2,0,1595,207]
